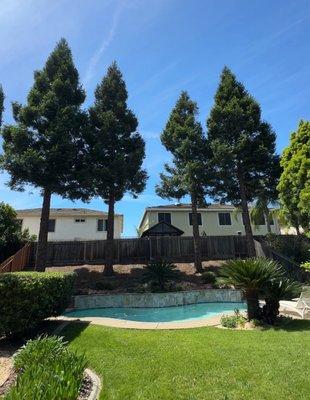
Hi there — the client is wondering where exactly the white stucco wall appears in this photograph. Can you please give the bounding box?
[141,210,281,236]
[19,215,123,241]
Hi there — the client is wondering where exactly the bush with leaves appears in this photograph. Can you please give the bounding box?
[0,202,35,262]
[0,272,75,338]
[263,278,300,325]
[219,258,283,320]
[201,271,217,285]
[143,261,180,291]
[221,310,246,328]
[5,336,86,400]
[264,234,309,264]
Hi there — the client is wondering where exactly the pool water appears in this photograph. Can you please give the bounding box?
[63,302,246,323]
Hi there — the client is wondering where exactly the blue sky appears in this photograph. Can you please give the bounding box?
[0,0,309,236]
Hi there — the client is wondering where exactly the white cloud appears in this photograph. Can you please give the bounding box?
[83,1,124,85]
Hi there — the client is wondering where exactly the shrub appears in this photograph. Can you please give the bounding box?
[0,272,75,338]
[5,336,86,400]
[143,261,180,290]
[300,261,310,271]
[95,280,114,290]
[221,310,246,328]
[0,202,35,262]
[201,271,216,284]
[264,234,310,264]
[220,258,283,320]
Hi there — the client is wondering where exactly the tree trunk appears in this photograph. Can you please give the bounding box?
[190,194,203,273]
[104,194,115,276]
[35,188,51,271]
[295,225,301,236]
[263,298,279,325]
[237,167,256,257]
[245,289,261,320]
[264,208,271,234]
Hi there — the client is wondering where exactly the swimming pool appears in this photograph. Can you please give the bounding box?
[63,302,246,323]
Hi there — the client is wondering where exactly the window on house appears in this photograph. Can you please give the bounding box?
[158,212,171,224]
[218,212,232,225]
[75,218,86,223]
[48,219,56,232]
[97,219,108,232]
[189,213,202,226]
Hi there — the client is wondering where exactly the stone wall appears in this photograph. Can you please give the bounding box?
[74,289,242,310]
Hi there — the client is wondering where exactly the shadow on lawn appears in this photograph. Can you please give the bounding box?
[60,321,91,343]
[272,318,310,332]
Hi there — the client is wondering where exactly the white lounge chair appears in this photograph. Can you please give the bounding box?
[280,287,310,319]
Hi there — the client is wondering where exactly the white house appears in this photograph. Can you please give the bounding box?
[16,208,123,241]
[139,203,281,237]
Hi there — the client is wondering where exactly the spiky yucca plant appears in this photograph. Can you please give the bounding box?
[143,261,179,290]
[263,279,300,324]
[220,258,283,320]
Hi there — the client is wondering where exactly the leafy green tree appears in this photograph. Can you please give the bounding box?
[250,155,281,233]
[0,85,4,127]
[0,202,34,263]
[87,62,147,276]
[156,91,210,273]
[220,258,283,320]
[207,68,277,256]
[0,39,88,270]
[277,121,310,234]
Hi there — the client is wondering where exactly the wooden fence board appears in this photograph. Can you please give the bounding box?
[36,235,248,266]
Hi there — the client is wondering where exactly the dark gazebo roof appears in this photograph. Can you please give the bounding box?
[141,221,184,237]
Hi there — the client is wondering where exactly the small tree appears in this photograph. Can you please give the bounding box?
[277,121,310,234]
[0,202,34,262]
[220,258,283,320]
[156,92,210,273]
[87,62,147,276]
[207,68,278,256]
[0,39,88,270]
[250,154,281,233]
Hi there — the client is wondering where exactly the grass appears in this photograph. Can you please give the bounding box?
[63,320,310,400]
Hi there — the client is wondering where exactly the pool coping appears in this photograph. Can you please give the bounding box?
[57,311,233,330]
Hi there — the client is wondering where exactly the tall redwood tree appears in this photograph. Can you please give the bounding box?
[207,68,278,256]
[87,62,147,275]
[0,39,88,270]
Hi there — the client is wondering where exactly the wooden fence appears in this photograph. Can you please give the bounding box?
[29,236,248,266]
[0,242,33,273]
[254,239,304,281]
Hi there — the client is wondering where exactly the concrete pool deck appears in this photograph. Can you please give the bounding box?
[57,313,227,330]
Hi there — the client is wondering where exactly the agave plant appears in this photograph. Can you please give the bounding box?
[219,258,284,320]
[263,278,300,325]
[143,260,180,290]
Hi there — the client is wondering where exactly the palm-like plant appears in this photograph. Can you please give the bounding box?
[263,278,300,324]
[143,261,180,291]
[219,258,283,320]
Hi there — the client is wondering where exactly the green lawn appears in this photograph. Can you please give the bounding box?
[63,321,310,400]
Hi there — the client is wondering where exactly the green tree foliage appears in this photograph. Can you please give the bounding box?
[156,91,210,272]
[0,39,88,270]
[250,155,281,233]
[207,68,278,256]
[0,202,34,263]
[87,62,147,275]
[277,121,310,234]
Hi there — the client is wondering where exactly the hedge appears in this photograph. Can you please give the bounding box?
[0,272,75,337]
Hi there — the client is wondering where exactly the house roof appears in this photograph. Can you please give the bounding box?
[141,221,184,237]
[145,203,236,211]
[16,208,123,218]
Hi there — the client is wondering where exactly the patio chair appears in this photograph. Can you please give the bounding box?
[280,286,310,319]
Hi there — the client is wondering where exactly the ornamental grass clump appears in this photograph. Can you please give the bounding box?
[143,260,180,291]
[5,336,87,400]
